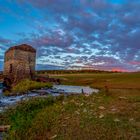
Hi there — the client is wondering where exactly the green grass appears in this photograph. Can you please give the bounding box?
[49,72,140,89]
[5,79,52,96]
[1,72,140,139]
[1,90,139,140]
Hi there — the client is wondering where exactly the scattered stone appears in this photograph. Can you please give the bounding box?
[99,114,104,119]
[64,117,70,120]
[62,101,66,105]
[110,108,120,114]
[119,96,127,100]
[98,106,105,110]
[129,118,134,122]
[75,111,80,115]
[114,118,120,122]
[111,108,117,112]
[32,89,48,95]
[62,124,67,127]
[0,125,10,132]
[70,99,75,103]
[50,134,57,139]
[83,108,87,113]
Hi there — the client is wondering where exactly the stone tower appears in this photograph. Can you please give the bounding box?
[4,44,36,84]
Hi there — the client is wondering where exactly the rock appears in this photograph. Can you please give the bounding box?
[114,118,120,122]
[50,134,57,139]
[83,108,87,113]
[111,108,117,112]
[0,125,10,132]
[98,106,105,110]
[62,101,66,105]
[129,118,134,122]
[33,89,48,94]
[119,96,127,100]
[62,124,67,127]
[64,117,70,120]
[99,114,104,119]
[75,111,80,115]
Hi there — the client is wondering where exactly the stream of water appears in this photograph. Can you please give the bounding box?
[0,84,99,112]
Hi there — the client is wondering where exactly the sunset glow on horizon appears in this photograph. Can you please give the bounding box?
[0,0,140,71]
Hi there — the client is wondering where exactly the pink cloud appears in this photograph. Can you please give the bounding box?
[129,61,140,65]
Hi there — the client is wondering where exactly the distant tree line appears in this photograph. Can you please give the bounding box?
[36,69,119,74]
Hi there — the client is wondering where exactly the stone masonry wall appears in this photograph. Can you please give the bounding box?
[4,49,15,75]
[4,49,36,84]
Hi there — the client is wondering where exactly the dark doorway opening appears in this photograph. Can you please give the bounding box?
[9,64,13,73]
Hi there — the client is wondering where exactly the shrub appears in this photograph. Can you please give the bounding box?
[11,79,52,95]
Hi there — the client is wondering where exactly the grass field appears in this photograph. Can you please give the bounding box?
[49,72,140,89]
[1,72,140,140]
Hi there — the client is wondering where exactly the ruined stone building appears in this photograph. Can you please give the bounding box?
[4,44,36,84]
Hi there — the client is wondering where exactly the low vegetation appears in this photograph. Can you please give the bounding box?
[0,72,139,139]
[1,90,139,140]
[50,72,140,89]
[4,79,52,96]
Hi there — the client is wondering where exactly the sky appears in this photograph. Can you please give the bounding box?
[0,0,140,71]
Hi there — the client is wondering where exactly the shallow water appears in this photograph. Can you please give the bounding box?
[0,89,2,95]
[0,85,99,112]
[0,82,3,95]
[53,85,99,94]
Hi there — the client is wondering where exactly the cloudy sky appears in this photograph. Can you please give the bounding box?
[0,0,140,71]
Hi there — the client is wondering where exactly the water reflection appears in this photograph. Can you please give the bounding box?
[0,85,99,112]
[53,85,99,94]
